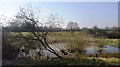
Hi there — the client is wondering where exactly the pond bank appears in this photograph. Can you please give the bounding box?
[2,57,120,65]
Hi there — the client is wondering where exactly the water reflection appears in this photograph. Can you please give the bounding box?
[85,46,99,54]
[17,43,120,58]
[103,45,119,53]
[40,43,120,56]
[85,45,119,54]
[40,43,66,57]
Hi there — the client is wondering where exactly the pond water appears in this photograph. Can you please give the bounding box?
[85,46,99,54]
[17,43,67,58]
[49,43,119,54]
[18,43,120,58]
[43,43,120,56]
[85,45,119,54]
[40,43,66,57]
[103,45,119,54]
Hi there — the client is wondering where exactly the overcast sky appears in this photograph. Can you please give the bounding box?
[0,0,119,28]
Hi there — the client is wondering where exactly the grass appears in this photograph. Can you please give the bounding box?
[48,32,93,50]
[3,31,120,65]
[6,32,120,47]
[96,38,120,47]
[3,55,120,65]
[87,57,120,65]
[2,58,106,65]
[48,32,120,47]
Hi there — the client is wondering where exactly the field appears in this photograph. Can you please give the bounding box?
[2,31,120,66]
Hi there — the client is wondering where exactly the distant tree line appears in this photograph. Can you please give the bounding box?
[3,24,120,39]
[2,26,63,32]
[81,26,120,39]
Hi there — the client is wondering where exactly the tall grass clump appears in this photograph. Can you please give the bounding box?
[48,32,94,49]
[65,32,94,58]
[96,38,120,47]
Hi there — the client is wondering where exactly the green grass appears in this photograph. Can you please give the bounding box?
[96,38,120,47]
[5,32,120,56]
[6,32,120,46]
[48,32,92,50]
[3,58,107,65]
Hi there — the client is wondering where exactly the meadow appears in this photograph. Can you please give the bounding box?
[2,31,120,65]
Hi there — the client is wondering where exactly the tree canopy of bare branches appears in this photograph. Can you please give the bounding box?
[66,21,79,30]
[3,6,63,59]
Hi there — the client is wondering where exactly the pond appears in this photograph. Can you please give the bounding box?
[39,43,66,57]
[85,45,119,54]
[103,45,119,54]
[46,43,119,54]
[17,43,120,58]
[38,43,120,58]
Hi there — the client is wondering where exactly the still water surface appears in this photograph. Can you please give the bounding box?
[19,43,120,58]
[40,43,120,57]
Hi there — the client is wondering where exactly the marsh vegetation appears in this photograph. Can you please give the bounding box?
[1,6,120,66]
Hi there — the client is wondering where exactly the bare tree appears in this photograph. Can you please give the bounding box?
[46,13,63,29]
[66,21,79,30]
[5,6,63,59]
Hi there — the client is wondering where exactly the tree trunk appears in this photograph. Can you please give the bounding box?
[37,38,63,59]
